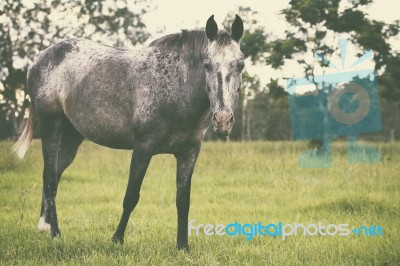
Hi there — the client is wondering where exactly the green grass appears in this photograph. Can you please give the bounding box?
[0,140,399,265]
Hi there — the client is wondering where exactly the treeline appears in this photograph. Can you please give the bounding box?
[1,0,399,141]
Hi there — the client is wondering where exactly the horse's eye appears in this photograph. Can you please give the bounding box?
[204,62,212,71]
[237,62,245,72]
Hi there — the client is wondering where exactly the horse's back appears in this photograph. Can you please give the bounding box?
[28,39,114,110]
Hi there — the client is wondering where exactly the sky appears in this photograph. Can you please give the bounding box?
[142,0,288,38]
[142,0,400,88]
[143,0,400,42]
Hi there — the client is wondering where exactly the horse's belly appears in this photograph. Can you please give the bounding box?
[64,96,135,149]
[69,113,135,149]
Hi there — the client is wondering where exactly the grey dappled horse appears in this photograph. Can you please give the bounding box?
[13,15,244,251]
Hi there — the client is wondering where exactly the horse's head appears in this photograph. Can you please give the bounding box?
[204,15,244,136]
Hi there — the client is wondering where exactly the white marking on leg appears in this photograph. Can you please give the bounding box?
[38,216,51,232]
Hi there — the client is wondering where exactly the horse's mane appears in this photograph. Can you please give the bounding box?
[149,29,233,62]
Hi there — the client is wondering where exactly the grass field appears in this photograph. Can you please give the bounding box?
[0,140,399,265]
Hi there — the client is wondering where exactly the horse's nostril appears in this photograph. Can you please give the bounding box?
[230,115,234,123]
[212,113,218,121]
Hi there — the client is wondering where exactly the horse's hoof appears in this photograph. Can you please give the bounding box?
[50,228,61,238]
[38,216,51,233]
[177,243,190,253]
[112,234,124,245]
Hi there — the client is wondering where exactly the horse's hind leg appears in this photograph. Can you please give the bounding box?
[38,114,84,236]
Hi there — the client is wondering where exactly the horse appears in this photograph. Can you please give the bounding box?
[12,15,244,251]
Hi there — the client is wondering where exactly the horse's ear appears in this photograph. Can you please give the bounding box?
[231,15,244,42]
[206,15,218,41]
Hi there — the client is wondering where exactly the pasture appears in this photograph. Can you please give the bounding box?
[0,140,399,265]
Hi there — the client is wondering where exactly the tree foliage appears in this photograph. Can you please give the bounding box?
[268,0,399,72]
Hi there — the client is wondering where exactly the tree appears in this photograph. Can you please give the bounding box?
[0,0,152,139]
[57,0,151,47]
[380,54,400,106]
[378,54,400,141]
[0,0,55,138]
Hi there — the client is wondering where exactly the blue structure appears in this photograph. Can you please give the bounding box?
[287,40,382,168]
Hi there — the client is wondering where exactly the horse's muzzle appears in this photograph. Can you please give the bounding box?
[212,108,235,136]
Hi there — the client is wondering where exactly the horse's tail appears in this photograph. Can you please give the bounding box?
[12,104,35,159]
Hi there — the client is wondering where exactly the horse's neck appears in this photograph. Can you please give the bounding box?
[185,63,209,101]
[173,60,210,122]
[135,46,210,111]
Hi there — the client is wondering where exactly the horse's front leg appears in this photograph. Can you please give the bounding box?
[175,144,201,252]
[112,144,152,244]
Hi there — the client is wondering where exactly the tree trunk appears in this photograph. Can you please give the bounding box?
[389,128,395,142]
[246,112,251,141]
[241,87,248,142]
